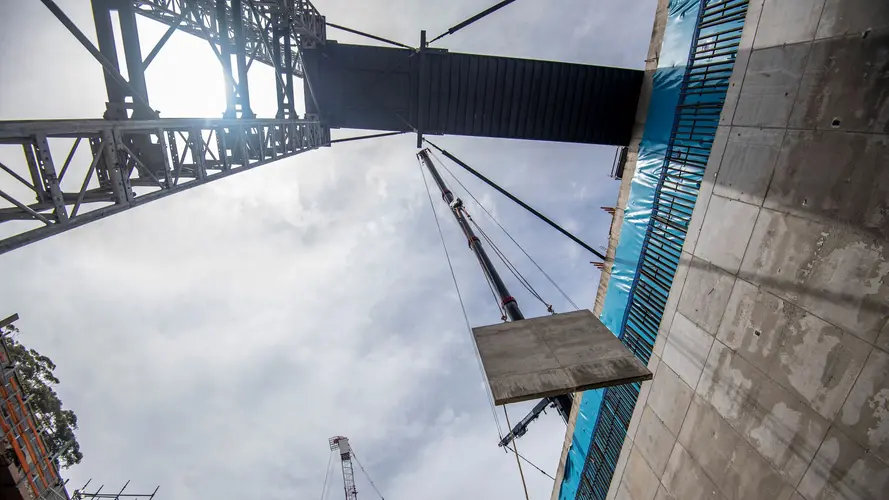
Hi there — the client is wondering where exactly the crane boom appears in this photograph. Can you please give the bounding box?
[329,436,358,500]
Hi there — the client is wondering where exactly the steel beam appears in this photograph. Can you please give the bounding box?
[0,118,328,254]
[133,0,326,81]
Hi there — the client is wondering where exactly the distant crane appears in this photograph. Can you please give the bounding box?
[328,436,384,500]
[329,437,358,500]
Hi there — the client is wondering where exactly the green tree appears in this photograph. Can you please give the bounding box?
[1,325,82,469]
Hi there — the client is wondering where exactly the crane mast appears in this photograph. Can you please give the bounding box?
[329,436,358,500]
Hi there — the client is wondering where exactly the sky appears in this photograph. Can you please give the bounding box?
[0,1,656,499]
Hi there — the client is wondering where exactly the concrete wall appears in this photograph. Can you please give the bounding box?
[606,1,889,499]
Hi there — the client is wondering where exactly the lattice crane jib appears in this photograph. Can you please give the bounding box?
[329,436,358,500]
[0,0,329,255]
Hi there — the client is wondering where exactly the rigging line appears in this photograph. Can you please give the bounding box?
[504,446,556,481]
[417,157,504,439]
[326,22,414,50]
[434,153,546,306]
[460,201,548,307]
[429,150,581,310]
[471,218,548,308]
[329,131,405,144]
[424,139,607,261]
[351,452,385,499]
[503,407,531,500]
[319,450,334,500]
[428,0,519,44]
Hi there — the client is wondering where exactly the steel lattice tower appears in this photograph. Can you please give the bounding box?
[0,0,329,255]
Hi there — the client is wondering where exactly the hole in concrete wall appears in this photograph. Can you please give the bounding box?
[754,329,761,337]
[831,118,842,128]
[863,29,871,39]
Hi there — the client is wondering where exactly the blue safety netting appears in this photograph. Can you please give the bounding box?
[556,1,705,498]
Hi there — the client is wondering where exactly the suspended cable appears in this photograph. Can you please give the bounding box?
[330,131,405,144]
[503,408,531,500]
[351,451,385,499]
[319,450,334,500]
[417,157,504,440]
[468,214,551,312]
[326,22,414,49]
[425,139,607,260]
[428,0,519,44]
[429,150,581,310]
[504,446,556,481]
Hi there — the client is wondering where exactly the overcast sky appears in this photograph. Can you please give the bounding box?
[0,1,655,499]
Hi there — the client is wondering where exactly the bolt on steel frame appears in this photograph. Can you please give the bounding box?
[0,0,329,255]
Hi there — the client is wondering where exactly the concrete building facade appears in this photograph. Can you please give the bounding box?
[603,1,889,500]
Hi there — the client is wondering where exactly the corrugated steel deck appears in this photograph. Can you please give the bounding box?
[302,42,643,146]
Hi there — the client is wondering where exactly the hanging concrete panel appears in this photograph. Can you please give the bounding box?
[302,42,643,145]
[472,310,652,405]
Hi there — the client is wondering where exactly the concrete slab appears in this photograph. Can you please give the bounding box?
[472,310,652,405]
[877,320,889,353]
[770,319,870,421]
[764,130,889,239]
[740,0,766,50]
[658,251,692,345]
[634,406,676,477]
[797,427,889,500]
[661,443,724,500]
[628,369,655,442]
[662,313,715,388]
[837,348,889,464]
[679,396,794,500]
[683,127,729,255]
[718,278,792,374]
[816,0,889,38]
[677,257,736,334]
[693,195,760,275]
[646,362,694,436]
[697,341,830,484]
[606,440,635,500]
[789,30,889,133]
[718,278,871,420]
[732,44,810,128]
[739,209,889,342]
[618,447,660,500]
[713,127,784,206]
[754,0,826,49]
[653,486,674,500]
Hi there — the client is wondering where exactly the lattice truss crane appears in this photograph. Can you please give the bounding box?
[0,0,329,255]
[327,436,384,500]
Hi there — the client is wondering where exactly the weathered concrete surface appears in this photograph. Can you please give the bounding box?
[739,209,889,342]
[600,1,889,499]
[473,310,651,405]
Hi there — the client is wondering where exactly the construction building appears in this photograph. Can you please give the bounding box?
[552,1,889,499]
[0,316,68,500]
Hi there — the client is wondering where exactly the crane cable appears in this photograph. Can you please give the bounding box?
[469,213,551,312]
[431,154,552,314]
[352,451,385,499]
[429,150,581,311]
[418,156,558,488]
[504,408,531,500]
[319,450,334,500]
[417,157,505,440]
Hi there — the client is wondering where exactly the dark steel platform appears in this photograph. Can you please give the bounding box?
[302,42,643,145]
